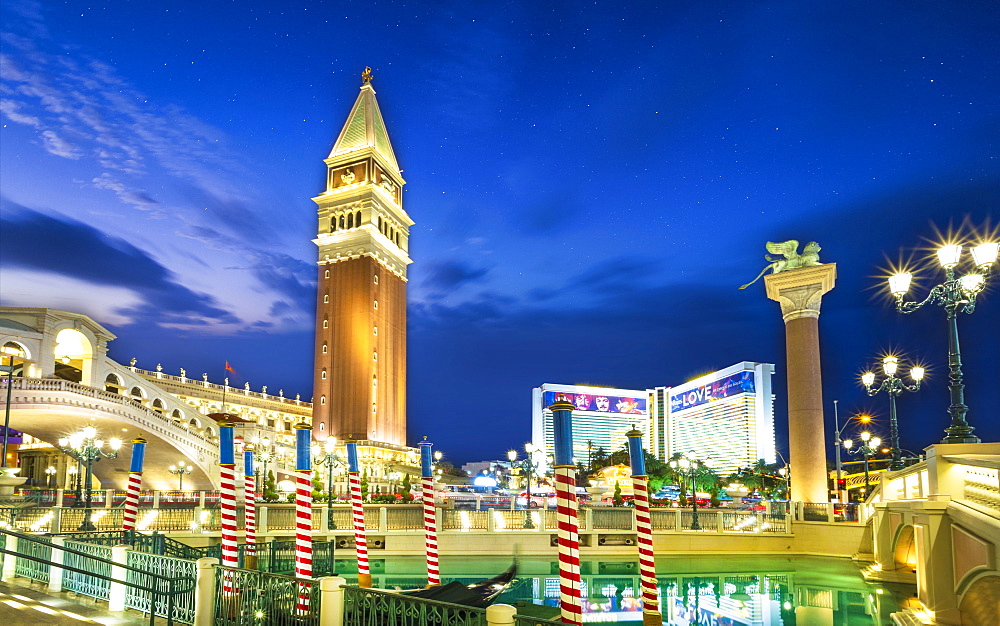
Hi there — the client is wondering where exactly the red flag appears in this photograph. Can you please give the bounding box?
[225,361,235,374]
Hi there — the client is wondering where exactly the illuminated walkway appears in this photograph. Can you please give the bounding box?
[0,578,148,625]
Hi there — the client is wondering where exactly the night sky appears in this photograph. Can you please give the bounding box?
[1,1,997,467]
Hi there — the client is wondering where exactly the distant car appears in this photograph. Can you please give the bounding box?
[516,491,556,508]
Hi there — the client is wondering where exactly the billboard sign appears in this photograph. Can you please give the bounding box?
[543,391,646,414]
[670,370,755,412]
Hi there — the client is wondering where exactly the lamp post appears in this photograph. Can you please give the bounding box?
[507,443,544,528]
[843,431,881,501]
[168,461,193,490]
[312,438,343,529]
[68,463,81,504]
[888,240,998,444]
[862,356,924,471]
[833,408,872,501]
[45,465,57,489]
[773,449,790,500]
[1,344,25,470]
[670,455,702,530]
[252,436,272,495]
[57,427,122,530]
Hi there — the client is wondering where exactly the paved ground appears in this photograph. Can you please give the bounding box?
[0,578,155,625]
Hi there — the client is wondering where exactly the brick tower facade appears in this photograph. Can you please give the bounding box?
[311,69,412,446]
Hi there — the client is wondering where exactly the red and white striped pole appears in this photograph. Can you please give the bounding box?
[121,438,146,531]
[293,424,314,612]
[418,439,440,586]
[243,444,257,569]
[627,427,661,625]
[218,422,239,592]
[550,399,583,625]
[346,440,371,588]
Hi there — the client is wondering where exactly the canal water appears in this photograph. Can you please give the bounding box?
[333,554,916,624]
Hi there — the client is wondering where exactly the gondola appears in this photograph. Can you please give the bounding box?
[396,561,518,608]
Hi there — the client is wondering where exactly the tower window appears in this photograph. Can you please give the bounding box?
[318,423,325,431]
[373,352,378,361]
[322,343,328,354]
[322,319,329,329]
[374,274,379,285]
[320,395,326,405]
[373,326,378,335]
[373,300,378,309]
[324,294,329,303]
[325,269,330,279]
[321,369,327,379]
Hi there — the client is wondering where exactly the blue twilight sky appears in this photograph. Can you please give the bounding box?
[1,0,997,466]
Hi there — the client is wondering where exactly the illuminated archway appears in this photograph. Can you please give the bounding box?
[53,329,93,384]
[893,525,918,573]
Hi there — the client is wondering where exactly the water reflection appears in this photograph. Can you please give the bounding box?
[334,554,914,625]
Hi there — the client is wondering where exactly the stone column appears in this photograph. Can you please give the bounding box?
[766,264,837,503]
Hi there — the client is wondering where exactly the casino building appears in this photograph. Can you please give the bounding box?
[535,362,775,477]
[649,361,776,476]
[531,384,650,466]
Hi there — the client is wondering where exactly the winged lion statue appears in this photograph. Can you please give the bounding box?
[739,240,822,289]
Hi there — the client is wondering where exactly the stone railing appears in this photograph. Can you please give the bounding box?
[955,459,1000,517]
[132,367,312,411]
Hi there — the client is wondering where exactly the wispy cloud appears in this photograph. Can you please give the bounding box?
[0,201,239,328]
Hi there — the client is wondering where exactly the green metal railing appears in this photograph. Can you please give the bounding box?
[344,585,486,626]
[63,540,113,600]
[51,529,209,559]
[14,534,52,582]
[127,551,197,623]
[213,565,320,626]
[206,539,339,576]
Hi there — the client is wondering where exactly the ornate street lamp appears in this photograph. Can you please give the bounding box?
[843,431,881,501]
[57,427,121,531]
[1,344,25,470]
[508,443,544,528]
[888,240,998,443]
[312,437,343,529]
[168,461,193,490]
[251,436,272,495]
[44,465,57,489]
[669,455,702,530]
[862,356,924,471]
[67,463,81,504]
[833,409,873,501]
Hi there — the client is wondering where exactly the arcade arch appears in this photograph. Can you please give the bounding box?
[53,329,93,383]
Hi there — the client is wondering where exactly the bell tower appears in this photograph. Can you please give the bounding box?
[312,67,412,446]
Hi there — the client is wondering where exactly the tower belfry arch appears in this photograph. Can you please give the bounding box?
[311,68,412,447]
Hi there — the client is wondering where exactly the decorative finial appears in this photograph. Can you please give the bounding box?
[361,66,373,85]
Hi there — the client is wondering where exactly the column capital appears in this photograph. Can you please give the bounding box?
[765,263,837,322]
